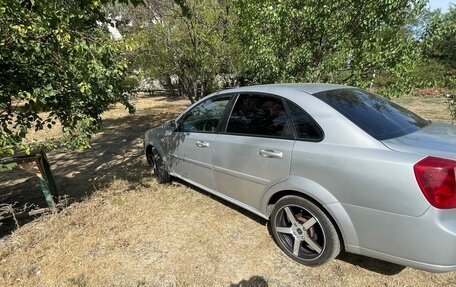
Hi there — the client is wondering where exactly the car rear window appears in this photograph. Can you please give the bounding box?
[313,88,429,140]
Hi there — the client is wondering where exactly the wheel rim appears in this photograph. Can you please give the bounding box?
[274,204,326,260]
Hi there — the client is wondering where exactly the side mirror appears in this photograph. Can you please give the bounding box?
[163,119,177,131]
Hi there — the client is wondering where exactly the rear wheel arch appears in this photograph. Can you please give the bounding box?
[261,176,340,216]
[266,190,345,250]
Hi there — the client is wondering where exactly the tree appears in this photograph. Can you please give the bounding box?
[417,6,456,90]
[0,0,141,156]
[235,0,427,96]
[114,0,244,103]
[422,6,455,67]
[409,5,455,120]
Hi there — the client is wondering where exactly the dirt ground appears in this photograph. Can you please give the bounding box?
[0,96,188,235]
[0,94,455,286]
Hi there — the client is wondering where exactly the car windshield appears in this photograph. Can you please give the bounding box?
[313,88,430,140]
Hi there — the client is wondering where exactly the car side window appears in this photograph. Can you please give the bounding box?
[286,100,323,141]
[179,95,231,132]
[226,94,293,138]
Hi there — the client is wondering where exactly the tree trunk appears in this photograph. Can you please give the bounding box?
[178,74,195,104]
[200,81,206,100]
[165,75,176,98]
[193,82,198,102]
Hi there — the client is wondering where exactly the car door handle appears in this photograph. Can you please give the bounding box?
[196,141,210,148]
[259,149,283,159]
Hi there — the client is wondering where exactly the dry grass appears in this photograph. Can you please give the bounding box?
[0,94,455,286]
[0,178,450,287]
[1,179,455,287]
[393,94,453,124]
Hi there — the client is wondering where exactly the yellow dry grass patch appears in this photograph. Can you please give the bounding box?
[0,179,269,286]
[393,94,453,124]
[0,94,455,286]
[24,95,190,145]
[1,179,455,286]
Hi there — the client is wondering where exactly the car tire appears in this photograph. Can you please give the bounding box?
[270,195,340,266]
[148,146,171,184]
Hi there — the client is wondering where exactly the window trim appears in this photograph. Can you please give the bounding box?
[215,93,238,134]
[284,99,325,142]
[220,92,322,141]
[176,94,234,134]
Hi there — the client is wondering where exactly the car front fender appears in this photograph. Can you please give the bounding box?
[144,128,170,166]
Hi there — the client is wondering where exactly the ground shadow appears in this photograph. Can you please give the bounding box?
[171,177,268,226]
[48,112,168,199]
[0,98,186,237]
[264,214,405,275]
[229,276,268,287]
[0,96,417,276]
[337,252,405,275]
[171,179,405,276]
[0,169,50,237]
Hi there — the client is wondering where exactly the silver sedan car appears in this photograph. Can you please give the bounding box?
[144,84,456,272]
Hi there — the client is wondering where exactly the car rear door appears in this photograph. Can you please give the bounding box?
[169,94,233,190]
[212,93,295,210]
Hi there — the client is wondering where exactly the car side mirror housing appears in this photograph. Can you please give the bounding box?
[163,119,177,131]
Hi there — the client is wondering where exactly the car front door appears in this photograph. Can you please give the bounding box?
[212,93,295,210]
[168,94,233,190]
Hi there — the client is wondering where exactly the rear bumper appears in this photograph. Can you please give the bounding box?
[339,204,456,272]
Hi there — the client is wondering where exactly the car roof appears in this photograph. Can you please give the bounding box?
[218,83,354,95]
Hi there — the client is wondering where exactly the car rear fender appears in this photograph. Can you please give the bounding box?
[261,175,359,247]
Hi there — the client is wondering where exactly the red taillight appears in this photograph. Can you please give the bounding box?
[414,156,456,209]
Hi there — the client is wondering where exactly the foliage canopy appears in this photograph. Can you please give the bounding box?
[0,0,139,156]
[235,0,427,95]
[1,0,455,156]
[114,0,243,103]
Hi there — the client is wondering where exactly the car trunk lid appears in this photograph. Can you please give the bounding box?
[382,122,456,160]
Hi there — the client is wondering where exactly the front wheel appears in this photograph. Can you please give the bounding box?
[269,195,341,266]
[147,146,170,184]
